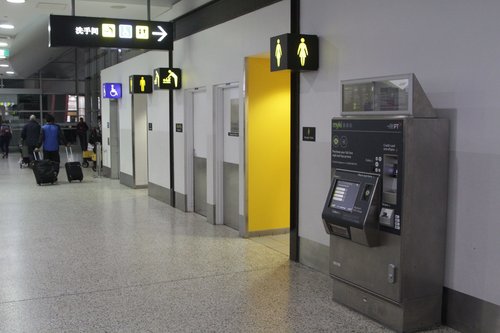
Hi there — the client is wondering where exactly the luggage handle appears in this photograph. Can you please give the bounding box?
[65,146,75,162]
[33,150,43,161]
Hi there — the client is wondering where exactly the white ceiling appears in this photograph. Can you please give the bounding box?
[0,0,211,78]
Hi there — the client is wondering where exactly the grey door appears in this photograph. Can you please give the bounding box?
[109,99,120,179]
[222,86,239,230]
[193,90,208,216]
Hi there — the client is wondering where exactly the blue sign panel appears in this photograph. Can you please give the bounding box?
[103,83,122,99]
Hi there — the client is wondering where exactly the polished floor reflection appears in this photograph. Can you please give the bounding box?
[0,153,457,332]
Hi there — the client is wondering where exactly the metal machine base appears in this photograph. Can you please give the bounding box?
[332,278,442,333]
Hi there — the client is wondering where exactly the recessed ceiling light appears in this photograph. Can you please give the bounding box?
[0,24,15,30]
[6,71,15,75]
[0,64,8,67]
[0,42,7,47]
[6,0,26,4]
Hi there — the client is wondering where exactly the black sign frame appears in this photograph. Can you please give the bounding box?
[129,75,153,94]
[270,33,319,72]
[153,68,182,90]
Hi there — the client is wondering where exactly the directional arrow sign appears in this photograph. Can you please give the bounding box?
[49,15,173,50]
[152,26,167,42]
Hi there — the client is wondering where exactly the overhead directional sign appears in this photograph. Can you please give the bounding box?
[49,15,173,50]
[153,68,182,90]
[270,33,319,72]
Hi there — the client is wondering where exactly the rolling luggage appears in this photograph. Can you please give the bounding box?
[32,151,58,185]
[65,146,83,183]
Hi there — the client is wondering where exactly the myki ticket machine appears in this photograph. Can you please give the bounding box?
[322,74,449,333]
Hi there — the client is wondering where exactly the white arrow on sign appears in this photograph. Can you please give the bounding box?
[152,25,168,42]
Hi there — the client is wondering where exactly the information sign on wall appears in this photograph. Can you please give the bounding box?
[270,33,319,72]
[129,75,153,94]
[49,15,173,50]
[0,49,9,58]
[102,83,122,99]
[153,68,182,90]
[302,127,316,142]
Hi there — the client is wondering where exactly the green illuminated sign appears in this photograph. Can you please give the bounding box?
[0,49,9,57]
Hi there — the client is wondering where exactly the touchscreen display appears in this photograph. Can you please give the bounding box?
[330,180,360,212]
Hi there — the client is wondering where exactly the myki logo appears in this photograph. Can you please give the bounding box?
[332,121,343,130]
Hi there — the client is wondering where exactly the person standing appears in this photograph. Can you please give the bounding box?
[21,115,41,162]
[0,118,13,158]
[75,117,89,151]
[38,114,67,164]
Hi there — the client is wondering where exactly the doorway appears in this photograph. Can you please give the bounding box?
[214,83,240,230]
[109,99,120,179]
[185,88,208,217]
[245,56,291,248]
[131,94,148,188]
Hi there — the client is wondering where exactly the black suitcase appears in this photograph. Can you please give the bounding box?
[65,147,83,182]
[32,152,58,185]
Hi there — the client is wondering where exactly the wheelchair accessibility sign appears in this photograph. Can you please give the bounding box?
[103,83,122,99]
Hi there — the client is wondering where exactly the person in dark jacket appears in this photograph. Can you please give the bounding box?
[0,118,13,158]
[21,115,41,162]
[75,117,89,151]
[38,114,67,164]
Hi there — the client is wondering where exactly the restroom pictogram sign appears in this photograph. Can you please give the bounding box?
[270,33,319,72]
[129,75,153,94]
[153,68,182,90]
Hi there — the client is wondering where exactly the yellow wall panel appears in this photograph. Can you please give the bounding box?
[247,57,290,232]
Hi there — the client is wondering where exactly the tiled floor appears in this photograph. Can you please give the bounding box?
[250,234,290,256]
[0,152,458,332]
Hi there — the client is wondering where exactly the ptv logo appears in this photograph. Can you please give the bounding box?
[387,123,401,130]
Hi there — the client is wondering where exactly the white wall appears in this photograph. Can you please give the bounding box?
[101,51,171,184]
[101,98,111,168]
[172,0,290,205]
[101,2,290,199]
[133,94,149,186]
[148,90,170,188]
[301,0,500,306]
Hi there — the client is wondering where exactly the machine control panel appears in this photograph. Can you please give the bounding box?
[322,169,380,246]
[330,118,404,235]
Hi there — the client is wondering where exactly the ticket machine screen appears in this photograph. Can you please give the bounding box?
[323,170,379,224]
[330,180,360,212]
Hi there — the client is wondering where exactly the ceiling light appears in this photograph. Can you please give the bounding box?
[0,42,7,47]
[0,24,15,30]
[0,64,8,67]
[6,71,15,75]
[6,0,26,3]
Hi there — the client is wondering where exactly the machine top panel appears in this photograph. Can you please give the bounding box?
[341,73,435,117]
